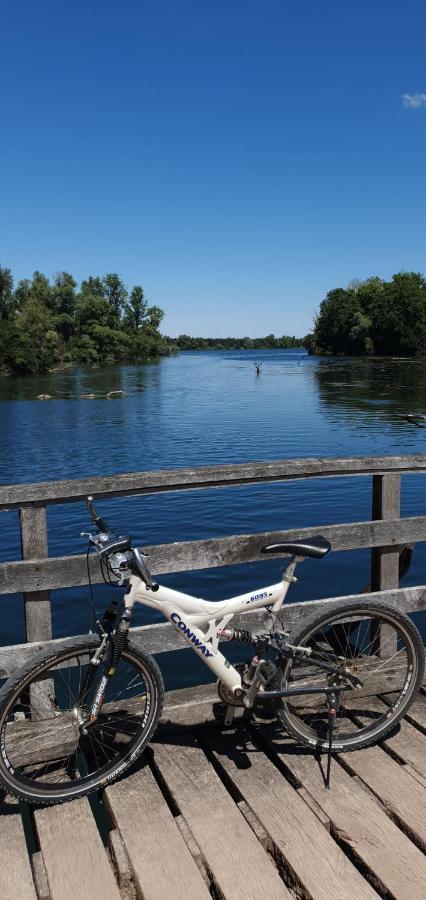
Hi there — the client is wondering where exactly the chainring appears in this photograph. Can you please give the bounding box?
[217,663,248,706]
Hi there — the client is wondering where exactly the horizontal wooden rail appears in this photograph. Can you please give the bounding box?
[1,585,425,678]
[0,456,425,669]
[1,454,426,509]
[1,515,426,596]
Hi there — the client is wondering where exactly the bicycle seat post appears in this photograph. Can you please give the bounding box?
[268,556,302,614]
[281,555,302,584]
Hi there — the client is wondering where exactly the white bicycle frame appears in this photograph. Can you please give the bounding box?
[122,557,299,695]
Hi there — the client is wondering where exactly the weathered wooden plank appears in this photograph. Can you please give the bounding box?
[161,682,220,727]
[346,695,426,779]
[297,786,331,831]
[0,797,37,900]
[152,734,291,899]
[203,724,377,900]
[34,797,120,900]
[404,694,426,732]
[258,725,426,899]
[286,675,412,711]
[404,765,426,790]
[3,515,426,595]
[338,742,426,850]
[1,585,425,678]
[0,454,426,508]
[174,814,210,884]
[1,454,425,509]
[4,682,220,769]
[371,475,401,656]
[371,474,401,593]
[19,506,54,713]
[19,506,52,643]
[4,712,79,767]
[31,850,50,900]
[32,850,51,900]
[236,799,270,849]
[108,828,134,895]
[3,679,423,770]
[105,765,211,900]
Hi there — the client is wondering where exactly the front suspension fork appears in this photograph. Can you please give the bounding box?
[79,617,130,723]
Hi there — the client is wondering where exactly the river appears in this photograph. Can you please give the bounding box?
[0,350,425,688]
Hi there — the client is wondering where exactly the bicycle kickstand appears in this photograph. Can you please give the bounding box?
[325,688,340,790]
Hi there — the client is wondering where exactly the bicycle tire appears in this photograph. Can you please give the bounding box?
[0,635,164,804]
[277,600,424,752]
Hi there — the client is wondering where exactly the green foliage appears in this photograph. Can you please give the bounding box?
[307,272,426,357]
[9,300,59,375]
[0,266,14,320]
[124,286,147,331]
[168,334,305,351]
[0,267,171,374]
[103,273,127,320]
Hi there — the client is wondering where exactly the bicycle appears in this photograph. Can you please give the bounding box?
[0,496,424,804]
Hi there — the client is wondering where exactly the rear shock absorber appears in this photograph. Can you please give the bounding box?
[220,627,254,644]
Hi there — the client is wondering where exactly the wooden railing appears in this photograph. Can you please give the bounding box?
[1,454,426,677]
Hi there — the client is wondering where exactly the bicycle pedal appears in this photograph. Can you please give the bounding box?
[224,705,235,726]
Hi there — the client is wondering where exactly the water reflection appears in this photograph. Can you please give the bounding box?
[0,361,162,402]
[315,357,426,430]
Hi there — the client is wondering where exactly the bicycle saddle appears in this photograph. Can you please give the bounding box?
[261,535,331,559]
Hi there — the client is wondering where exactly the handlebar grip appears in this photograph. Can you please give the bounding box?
[95,516,110,533]
[86,497,111,534]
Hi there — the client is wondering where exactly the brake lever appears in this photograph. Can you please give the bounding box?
[81,531,107,550]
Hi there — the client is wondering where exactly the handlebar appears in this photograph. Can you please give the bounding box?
[132,548,159,591]
[84,496,159,591]
[87,496,110,534]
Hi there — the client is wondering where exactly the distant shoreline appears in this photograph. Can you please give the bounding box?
[166,336,305,351]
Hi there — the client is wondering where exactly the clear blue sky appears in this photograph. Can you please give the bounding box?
[1,1,426,337]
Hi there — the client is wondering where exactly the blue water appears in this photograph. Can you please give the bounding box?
[1,350,425,687]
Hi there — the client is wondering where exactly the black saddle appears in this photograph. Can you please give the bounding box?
[261,535,331,560]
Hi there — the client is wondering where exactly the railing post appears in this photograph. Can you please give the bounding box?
[19,505,54,715]
[19,505,52,644]
[370,474,401,656]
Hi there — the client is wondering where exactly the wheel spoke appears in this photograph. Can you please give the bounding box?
[0,641,161,800]
[279,605,420,750]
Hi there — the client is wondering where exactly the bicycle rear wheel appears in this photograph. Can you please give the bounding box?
[278,600,424,751]
[0,635,164,804]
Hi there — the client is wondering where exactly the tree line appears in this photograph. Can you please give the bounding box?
[2,264,425,375]
[0,266,172,374]
[168,334,304,350]
[306,272,426,357]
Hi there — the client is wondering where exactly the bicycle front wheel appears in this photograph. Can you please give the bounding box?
[0,635,164,804]
[278,600,424,752]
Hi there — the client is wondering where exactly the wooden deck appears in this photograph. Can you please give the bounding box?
[1,455,426,898]
[1,683,426,900]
